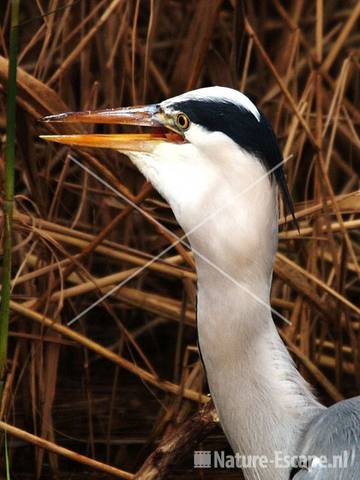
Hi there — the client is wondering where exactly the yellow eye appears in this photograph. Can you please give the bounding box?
[176,113,190,130]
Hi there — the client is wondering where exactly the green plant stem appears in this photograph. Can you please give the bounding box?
[0,0,20,399]
[5,431,11,479]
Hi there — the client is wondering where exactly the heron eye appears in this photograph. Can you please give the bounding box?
[176,113,190,130]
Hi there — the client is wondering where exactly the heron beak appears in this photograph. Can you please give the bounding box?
[39,104,182,153]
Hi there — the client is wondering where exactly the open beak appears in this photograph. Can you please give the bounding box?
[40,104,183,153]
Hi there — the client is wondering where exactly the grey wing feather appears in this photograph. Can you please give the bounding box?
[293,396,360,479]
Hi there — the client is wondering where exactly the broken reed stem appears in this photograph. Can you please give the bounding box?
[134,401,218,480]
[0,0,19,402]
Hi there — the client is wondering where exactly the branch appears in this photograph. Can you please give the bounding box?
[135,401,218,479]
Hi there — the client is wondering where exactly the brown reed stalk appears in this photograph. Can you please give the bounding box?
[0,1,359,478]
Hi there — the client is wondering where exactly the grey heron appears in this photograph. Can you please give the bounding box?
[41,87,360,479]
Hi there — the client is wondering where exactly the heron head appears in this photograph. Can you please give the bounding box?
[41,87,294,262]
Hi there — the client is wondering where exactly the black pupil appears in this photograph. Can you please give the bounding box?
[178,115,187,128]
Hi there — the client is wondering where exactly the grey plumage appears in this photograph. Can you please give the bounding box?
[293,396,360,479]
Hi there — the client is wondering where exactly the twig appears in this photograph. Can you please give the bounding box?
[0,420,134,479]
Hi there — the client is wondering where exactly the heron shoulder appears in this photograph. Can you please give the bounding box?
[292,396,360,479]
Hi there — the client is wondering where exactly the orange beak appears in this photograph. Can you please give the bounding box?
[40,104,183,152]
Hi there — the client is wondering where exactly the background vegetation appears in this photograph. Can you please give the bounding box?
[0,0,359,478]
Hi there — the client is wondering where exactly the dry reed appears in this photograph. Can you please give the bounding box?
[0,1,359,478]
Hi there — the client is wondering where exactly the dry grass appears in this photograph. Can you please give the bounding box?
[0,0,359,478]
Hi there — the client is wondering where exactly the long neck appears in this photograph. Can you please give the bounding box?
[188,178,322,480]
[196,272,322,479]
[147,138,324,478]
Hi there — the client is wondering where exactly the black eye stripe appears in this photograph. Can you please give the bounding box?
[170,99,297,228]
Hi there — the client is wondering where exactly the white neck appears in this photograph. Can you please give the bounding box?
[186,167,322,480]
[196,269,322,479]
[130,136,324,479]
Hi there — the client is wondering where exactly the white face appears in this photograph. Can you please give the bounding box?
[128,124,276,279]
[128,87,265,228]
[128,123,264,223]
